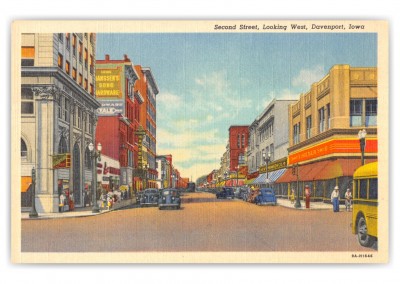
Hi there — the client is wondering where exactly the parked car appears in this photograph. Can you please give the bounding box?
[139,188,160,207]
[216,187,235,199]
[254,188,277,205]
[238,187,249,200]
[158,189,181,210]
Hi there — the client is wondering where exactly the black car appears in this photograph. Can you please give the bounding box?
[139,188,160,207]
[158,189,181,210]
[216,187,235,199]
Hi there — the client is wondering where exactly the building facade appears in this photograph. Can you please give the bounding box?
[134,66,159,189]
[276,65,378,201]
[21,33,101,213]
[95,54,140,197]
[247,99,296,187]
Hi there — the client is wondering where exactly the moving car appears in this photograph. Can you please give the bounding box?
[158,189,181,210]
[254,188,277,205]
[139,188,160,207]
[216,187,235,199]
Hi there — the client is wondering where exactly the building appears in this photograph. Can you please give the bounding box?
[246,99,296,187]
[276,65,378,202]
[156,155,169,189]
[134,65,159,189]
[226,126,249,186]
[95,54,140,197]
[20,33,101,213]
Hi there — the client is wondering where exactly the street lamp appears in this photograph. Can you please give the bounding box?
[88,142,102,213]
[144,164,149,189]
[29,167,38,218]
[171,173,175,188]
[262,150,271,184]
[358,129,367,166]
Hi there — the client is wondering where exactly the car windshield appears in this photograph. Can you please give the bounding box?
[163,190,177,196]
[146,189,157,194]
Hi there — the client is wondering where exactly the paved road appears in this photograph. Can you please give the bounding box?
[21,192,374,252]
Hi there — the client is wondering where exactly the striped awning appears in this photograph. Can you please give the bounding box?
[252,168,287,185]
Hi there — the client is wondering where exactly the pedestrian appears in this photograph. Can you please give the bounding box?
[345,188,352,212]
[305,185,311,209]
[290,189,295,204]
[331,185,340,212]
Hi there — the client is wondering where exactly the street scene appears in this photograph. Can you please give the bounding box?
[15,21,385,261]
[21,191,374,252]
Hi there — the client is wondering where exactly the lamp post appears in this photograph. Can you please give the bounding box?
[144,164,149,189]
[89,142,102,213]
[171,173,175,188]
[29,167,38,218]
[236,166,239,188]
[262,151,271,185]
[292,163,301,208]
[358,129,367,166]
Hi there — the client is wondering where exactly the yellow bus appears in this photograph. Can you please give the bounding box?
[352,161,378,247]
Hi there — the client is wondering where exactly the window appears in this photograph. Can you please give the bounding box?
[327,104,331,129]
[293,123,300,144]
[237,134,240,148]
[242,134,245,148]
[84,48,88,68]
[318,107,325,133]
[72,67,77,80]
[64,98,69,121]
[79,73,83,86]
[84,79,88,91]
[306,115,312,139]
[350,99,362,126]
[58,136,68,153]
[21,87,34,114]
[72,34,77,56]
[21,46,35,66]
[21,139,28,160]
[366,99,377,126]
[90,55,94,74]
[58,53,63,68]
[85,146,92,169]
[65,60,70,74]
[65,33,70,50]
[78,41,83,62]
[359,179,368,199]
[369,178,378,199]
[90,83,94,95]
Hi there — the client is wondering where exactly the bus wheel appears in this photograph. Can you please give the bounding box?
[357,216,374,247]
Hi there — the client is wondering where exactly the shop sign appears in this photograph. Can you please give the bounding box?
[52,153,71,169]
[136,128,145,169]
[97,100,124,116]
[95,67,122,99]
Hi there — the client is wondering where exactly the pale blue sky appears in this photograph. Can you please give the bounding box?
[97,33,377,180]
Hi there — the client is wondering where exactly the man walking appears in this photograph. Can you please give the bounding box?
[331,186,340,212]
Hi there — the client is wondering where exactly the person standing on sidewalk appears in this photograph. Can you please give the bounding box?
[331,185,340,212]
[345,188,352,211]
[305,185,311,209]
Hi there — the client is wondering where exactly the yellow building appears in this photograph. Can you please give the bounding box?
[276,65,377,202]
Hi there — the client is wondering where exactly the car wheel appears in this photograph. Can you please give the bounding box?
[357,216,374,247]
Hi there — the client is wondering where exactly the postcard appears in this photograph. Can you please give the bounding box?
[11,20,388,263]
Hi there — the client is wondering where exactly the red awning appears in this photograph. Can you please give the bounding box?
[276,158,377,183]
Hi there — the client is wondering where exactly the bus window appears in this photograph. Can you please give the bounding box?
[360,179,368,199]
[369,178,378,199]
[354,180,359,199]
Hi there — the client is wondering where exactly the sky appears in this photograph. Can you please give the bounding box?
[96,33,377,181]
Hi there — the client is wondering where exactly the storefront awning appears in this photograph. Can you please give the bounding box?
[252,173,267,185]
[21,176,32,193]
[245,178,256,185]
[268,168,287,182]
[276,158,370,183]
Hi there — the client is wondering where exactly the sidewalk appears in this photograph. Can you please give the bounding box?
[21,198,136,220]
[277,197,342,211]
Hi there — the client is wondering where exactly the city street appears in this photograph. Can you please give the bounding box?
[21,192,374,252]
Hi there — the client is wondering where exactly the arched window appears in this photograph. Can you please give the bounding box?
[21,138,28,160]
[58,136,68,153]
[85,146,92,169]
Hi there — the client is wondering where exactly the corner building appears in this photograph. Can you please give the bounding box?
[20,33,100,213]
[276,65,378,202]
